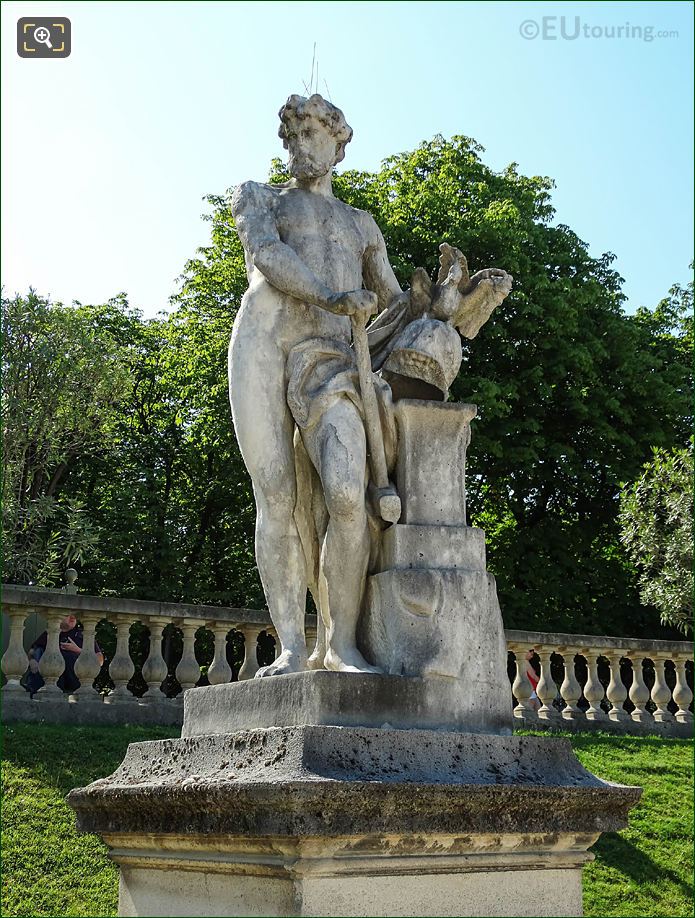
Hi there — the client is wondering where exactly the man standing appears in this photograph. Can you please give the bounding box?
[230,94,404,676]
[25,614,103,695]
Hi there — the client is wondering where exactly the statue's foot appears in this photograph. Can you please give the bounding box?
[306,649,326,670]
[324,647,383,675]
[255,649,307,678]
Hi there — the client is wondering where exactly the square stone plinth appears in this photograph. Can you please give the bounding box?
[68,725,641,917]
[181,671,509,736]
[377,523,486,573]
[115,845,586,917]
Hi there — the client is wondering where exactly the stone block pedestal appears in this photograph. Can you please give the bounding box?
[67,399,641,916]
[68,677,641,918]
[359,399,511,733]
[116,860,583,918]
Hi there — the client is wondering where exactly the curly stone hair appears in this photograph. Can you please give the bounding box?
[278,94,353,164]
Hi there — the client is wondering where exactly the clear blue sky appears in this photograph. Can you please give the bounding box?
[2,0,693,317]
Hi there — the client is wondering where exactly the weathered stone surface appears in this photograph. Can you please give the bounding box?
[182,671,507,736]
[68,722,640,915]
[116,863,585,918]
[1,693,182,727]
[61,93,639,915]
[226,93,512,677]
[395,400,477,527]
[68,726,640,840]
[361,568,509,692]
[377,523,486,572]
[0,584,277,626]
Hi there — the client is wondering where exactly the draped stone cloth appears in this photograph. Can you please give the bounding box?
[285,335,399,600]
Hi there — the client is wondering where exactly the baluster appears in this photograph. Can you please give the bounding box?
[673,656,694,724]
[581,649,607,721]
[651,656,674,723]
[510,646,536,720]
[64,568,78,594]
[108,615,136,700]
[73,614,102,698]
[141,616,170,703]
[238,626,260,681]
[1,607,32,695]
[37,610,67,697]
[627,654,652,724]
[605,652,629,722]
[558,647,582,721]
[535,648,559,723]
[175,619,201,695]
[207,621,233,685]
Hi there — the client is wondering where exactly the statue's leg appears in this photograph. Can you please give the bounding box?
[228,324,308,676]
[304,400,382,674]
[306,589,327,670]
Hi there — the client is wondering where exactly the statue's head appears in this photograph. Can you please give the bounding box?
[278,94,353,179]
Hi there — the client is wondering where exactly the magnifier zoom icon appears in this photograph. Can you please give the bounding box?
[33,26,53,49]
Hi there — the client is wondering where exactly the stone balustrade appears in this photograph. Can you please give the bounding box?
[507,629,693,738]
[2,585,692,735]
[0,585,294,726]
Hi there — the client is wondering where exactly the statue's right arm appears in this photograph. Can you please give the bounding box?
[232,181,335,309]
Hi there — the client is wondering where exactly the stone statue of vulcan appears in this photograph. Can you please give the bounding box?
[229,94,512,677]
[70,101,637,918]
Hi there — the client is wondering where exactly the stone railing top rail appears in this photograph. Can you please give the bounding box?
[0,585,284,628]
[2,585,692,657]
[505,628,693,657]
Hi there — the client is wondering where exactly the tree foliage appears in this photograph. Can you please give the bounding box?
[619,445,693,635]
[1,292,131,584]
[55,205,260,606]
[3,137,691,639]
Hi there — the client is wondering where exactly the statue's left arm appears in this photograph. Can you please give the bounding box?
[361,214,406,312]
[360,213,415,365]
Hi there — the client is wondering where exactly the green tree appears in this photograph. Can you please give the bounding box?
[64,208,260,607]
[1,292,131,585]
[87,138,693,635]
[619,445,693,635]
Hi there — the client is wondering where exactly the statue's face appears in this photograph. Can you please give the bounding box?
[285,119,338,179]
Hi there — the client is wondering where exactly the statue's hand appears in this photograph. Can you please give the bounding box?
[452,268,513,338]
[326,289,379,321]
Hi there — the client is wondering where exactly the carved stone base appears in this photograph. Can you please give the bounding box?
[182,672,497,735]
[68,721,641,917]
[114,837,588,917]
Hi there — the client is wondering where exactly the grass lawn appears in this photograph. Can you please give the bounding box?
[1,724,692,917]
[568,733,693,917]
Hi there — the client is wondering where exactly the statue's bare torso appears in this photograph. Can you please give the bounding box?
[274,187,366,293]
[233,181,392,357]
